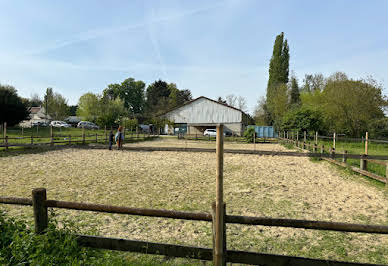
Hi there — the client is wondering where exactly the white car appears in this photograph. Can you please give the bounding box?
[203,129,217,136]
[50,121,71,128]
[77,121,99,130]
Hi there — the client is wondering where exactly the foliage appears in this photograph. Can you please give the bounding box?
[121,117,138,130]
[0,210,126,265]
[0,84,29,126]
[44,88,69,120]
[369,117,388,139]
[322,77,386,136]
[289,76,301,107]
[69,105,78,116]
[281,107,325,133]
[265,32,290,125]
[244,127,256,143]
[77,93,127,127]
[145,80,192,117]
[302,73,325,92]
[253,96,266,125]
[77,93,100,121]
[97,98,127,127]
[267,83,289,129]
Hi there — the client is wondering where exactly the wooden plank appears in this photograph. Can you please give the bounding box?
[77,235,213,261]
[226,250,382,266]
[366,159,387,166]
[0,196,32,205]
[76,235,381,266]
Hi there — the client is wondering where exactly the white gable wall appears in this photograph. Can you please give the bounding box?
[165,98,242,124]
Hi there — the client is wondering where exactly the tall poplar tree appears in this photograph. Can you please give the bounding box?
[289,76,300,106]
[265,32,290,125]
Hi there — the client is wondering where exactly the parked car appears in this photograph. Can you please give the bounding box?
[77,121,99,130]
[50,121,71,128]
[203,129,226,137]
[32,121,49,127]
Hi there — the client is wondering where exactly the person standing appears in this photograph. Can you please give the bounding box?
[115,126,124,150]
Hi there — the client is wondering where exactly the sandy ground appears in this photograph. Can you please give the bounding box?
[1,138,388,264]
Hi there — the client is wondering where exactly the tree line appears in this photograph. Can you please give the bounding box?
[255,32,388,138]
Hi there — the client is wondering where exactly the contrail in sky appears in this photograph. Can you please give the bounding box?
[26,2,224,56]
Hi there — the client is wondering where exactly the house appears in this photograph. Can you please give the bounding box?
[19,106,51,127]
[161,96,250,136]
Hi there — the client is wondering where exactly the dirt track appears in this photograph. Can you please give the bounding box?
[1,138,388,263]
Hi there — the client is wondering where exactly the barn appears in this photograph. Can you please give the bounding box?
[162,96,250,136]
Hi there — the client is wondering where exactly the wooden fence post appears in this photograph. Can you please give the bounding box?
[365,132,368,155]
[214,124,226,266]
[32,188,48,234]
[212,202,226,266]
[82,126,85,144]
[330,148,335,159]
[360,154,368,171]
[69,135,71,145]
[315,131,318,145]
[333,132,336,151]
[3,122,7,144]
[386,162,388,189]
[321,145,324,154]
[50,126,54,146]
[342,150,348,163]
[5,136,8,151]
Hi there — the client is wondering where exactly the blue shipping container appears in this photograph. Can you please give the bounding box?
[247,126,278,138]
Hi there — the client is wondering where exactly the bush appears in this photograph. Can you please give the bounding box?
[244,127,256,143]
[0,210,126,265]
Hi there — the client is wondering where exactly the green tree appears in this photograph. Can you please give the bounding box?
[76,93,100,122]
[97,98,127,127]
[146,80,170,115]
[302,73,325,92]
[0,84,29,126]
[265,32,290,125]
[289,76,301,107]
[267,83,289,129]
[322,77,386,136]
[282,107,325,133]
[43,88,69,120]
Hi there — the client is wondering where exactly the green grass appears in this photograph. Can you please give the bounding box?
[286,136,388,178]
[0,126,155,153]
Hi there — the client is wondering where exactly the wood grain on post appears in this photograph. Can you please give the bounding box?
[365,132,368,155]
[315,131,318,145]
[304,131,306,143]
[212,202,226,266]
[32,188,48,234]
[360,154,368,171]
[215,124,225,266]
[333,132,336,150]
[5,136,8,151]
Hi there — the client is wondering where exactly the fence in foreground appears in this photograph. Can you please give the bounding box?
[0,188,386,266]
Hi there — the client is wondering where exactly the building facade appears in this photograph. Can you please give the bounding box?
[162,96,249,136]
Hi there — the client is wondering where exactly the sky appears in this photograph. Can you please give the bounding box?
[1,0,388,114]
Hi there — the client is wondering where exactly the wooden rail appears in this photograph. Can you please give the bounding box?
[0,190,386,265]
[280,137,388,185]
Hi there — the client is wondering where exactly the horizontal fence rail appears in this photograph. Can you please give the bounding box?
[2,196,388,235]
[1,190,387,265]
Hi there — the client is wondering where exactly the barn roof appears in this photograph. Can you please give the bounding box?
[162,96,247,116]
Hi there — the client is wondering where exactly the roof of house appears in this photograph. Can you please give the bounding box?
[162,96,247,116]
[29,107,41,114]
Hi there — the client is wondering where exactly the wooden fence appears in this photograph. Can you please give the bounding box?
[0,188,386,266]
[0,129,155,150]
[280,133,388,185]
[1,125,388,265]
